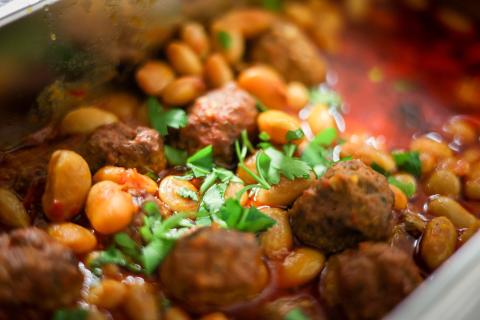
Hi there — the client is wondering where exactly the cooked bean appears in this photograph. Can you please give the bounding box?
[224,182,248,206]
[419,152,436,175]
[425,169,461,197]
[94,166,158,194]
[341,141,396,172]
[258,110,302,145]
[61,107,118,135]
[444,117,477,145]
[420,217,457,270]
[158,176,199,213]
[238,65,289,110]
[404,211,427,235]
[88,279,127,309]
[42,150,92,222]
[436,157,470,177]
[135,60,175,96]
[428,196,477,228]
[0,188,30,228]
[390,185,407,210]
[86,181,136,234]
[214,9,274,38]
[287,81,310,111]
[199,313,228,320]
[307,103,336,135]
[47,222,97,254]
[212,27,244,64]
[204,54,233,88]
[284,2,315,29]
[96,92,140,121]
[162,76,206,106]
[259,208,293,259]
[180,22,210,58]
[255,174,314,207]
[465,176,480,200]
[410,136,453,160]
[459,223,479,245]
[462,148,480,164]
[278,247,325,288]
[124,283,160,320]
[164,307,191,320]
[166,42,203,76]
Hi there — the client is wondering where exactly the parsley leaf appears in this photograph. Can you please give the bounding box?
[265,147,311,181]
[309,87,343,110]
[164,145,188,166]
[284,308,310,320]
[201,182,229,214]
[142,238,174,274]
[89,246,141,275]
[286,129,305,142]
[392,151,422,177]
[388,176,416,198]
[301,128,337,177]
[147,97,187,135]
[262,0,282,11]
[259,132,271,141]
[187,145,213,177]
[217,31,232,49]
[176,187,198,201]
[52,308,88,320]
[219,198,276,233]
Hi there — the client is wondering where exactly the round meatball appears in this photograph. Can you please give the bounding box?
[180,83,257,164]
[160,227,268,313]
[0,227,83,310]
[260,295,326,320]
[252,21,326,86]
[290,160,394,253]
[85,122,166,172]
[320,242,422,320]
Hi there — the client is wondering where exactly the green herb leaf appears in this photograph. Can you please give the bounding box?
[310,87,343,110]
[392,151,422,177]
[142,238,174,274]
[176,187,199,201]
[371,162,389,176]
[143,201,161,216]
[52,308,88,320]
[147,97,187,135]
[284,308,310,320]
[256,100,268,112]
[89,247,141,274]
[219,198,276,233]
[187,145,213,177]
[265,147,311,181]
[164,145,188,166]
[201,182,229,214]
[259,132,271,141]
[262,0,282,11]
[286,129,305,142]
[217,31,232,49]
[301,128,338,177]
[388,176,416,198]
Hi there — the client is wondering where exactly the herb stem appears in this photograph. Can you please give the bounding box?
[238,163,270,189]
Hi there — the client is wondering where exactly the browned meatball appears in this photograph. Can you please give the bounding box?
[0,227,83,310]
[260,295,326,320]
[290,160,394,253]
[85,122,166,172]
[252,21,327,86]
[180,83,257,164]
[160,227,268,313]
[320,242,422,320]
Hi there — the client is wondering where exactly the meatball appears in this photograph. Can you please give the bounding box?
[160,227,268,313]
[320,242,422,320]
[180,83,257,164]
[251,21,326,86]
[290,160,394,253]
[85,122,166,172]
[0,227,83,310]
[260,295,326,320]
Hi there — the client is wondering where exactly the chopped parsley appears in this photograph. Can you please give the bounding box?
[388,176,416,198]
[301,127,337,177]
[310,86,343,110]
[219,198,276,232]
[217,31,232,49]
[286,128,305,142]
[187,145,214,177]
[392,151,422,177]
[164,145,188,166]
[147,97,187,135]
[52,308,88,320]
[259,131,271,141]
[176,187,199,201]
[284,308,310,320]
[262,0,282,11]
